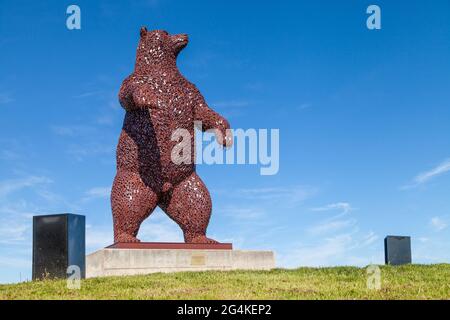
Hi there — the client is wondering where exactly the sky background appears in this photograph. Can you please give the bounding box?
[1,0,449,283]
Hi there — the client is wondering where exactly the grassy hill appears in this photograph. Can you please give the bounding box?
[1,264,449,300]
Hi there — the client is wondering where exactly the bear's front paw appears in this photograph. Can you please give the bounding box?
[214,128,233,148]
[224,130,233,148]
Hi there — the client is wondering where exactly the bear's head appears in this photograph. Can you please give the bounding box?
[135,27,188,73]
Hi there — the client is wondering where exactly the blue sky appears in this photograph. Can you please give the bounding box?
[1,0,450,283]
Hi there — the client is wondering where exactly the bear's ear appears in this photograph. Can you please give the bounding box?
[140,26,148,37]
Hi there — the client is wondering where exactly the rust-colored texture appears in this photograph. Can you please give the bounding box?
[111,27,231,244]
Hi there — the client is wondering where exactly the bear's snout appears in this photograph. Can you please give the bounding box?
[172,34,188,52]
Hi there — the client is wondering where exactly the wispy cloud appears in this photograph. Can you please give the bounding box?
[278,231,381,267]
[0,201,41,244]
[281,200,380,266]
[67,143,114,161]
[0,93,14,105]
[279,234,354,267]
[51,125,96,137]
[0,200,36,217]
[0,223,28,243]
[413,236,450,263]
[0,256,30,269]
[307,202,357,235]
[429,216,448,232]
[138,209,183,242]
[85,210,183,251]
[234,185,317,206]
[307,219,356,236]
[72,91,103,99]
[311,202,353,214]
[139,222,183,242]
[86,225,113,250]
[402,158,450,189]
[82,187,111,202]
[0,175,79,246]
[0,176,52,198]
[96,114,115,126]
[0,149,20,161]
[51,123,116,161]
[361,231,378,246]
[297,103,312,111]
[219,206,266,221]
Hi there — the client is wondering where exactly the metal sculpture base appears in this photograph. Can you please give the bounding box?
[107,242,233,250]
[86,243,275,278]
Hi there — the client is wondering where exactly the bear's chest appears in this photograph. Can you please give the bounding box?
[133,76,195,129]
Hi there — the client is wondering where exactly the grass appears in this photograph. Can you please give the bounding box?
[0,264,449,300]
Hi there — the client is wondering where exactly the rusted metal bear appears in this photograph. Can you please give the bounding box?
[111,27,232,244]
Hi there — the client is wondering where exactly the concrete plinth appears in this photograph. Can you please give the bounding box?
[86,247,275,278]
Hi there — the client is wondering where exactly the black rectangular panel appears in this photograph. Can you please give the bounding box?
[384,235,412,265]
[67,214,86,278]
[32,214,85,280]
[33,215,68,280]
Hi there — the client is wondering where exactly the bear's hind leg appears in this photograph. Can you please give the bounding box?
[111,170,158,243]
[160,172,218,243]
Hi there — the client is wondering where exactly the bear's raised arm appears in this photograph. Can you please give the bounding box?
[194,98,232,147]
[194,102,228,131]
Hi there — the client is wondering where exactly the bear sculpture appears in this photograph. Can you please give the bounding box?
[111,27,232,244]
